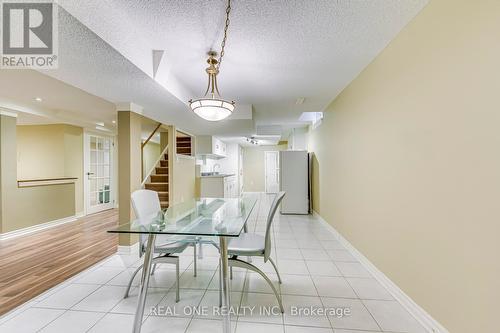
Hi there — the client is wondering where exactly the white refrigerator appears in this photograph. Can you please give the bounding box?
[279,150,311,214]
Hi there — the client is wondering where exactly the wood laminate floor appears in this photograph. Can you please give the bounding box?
[0,209,118,315]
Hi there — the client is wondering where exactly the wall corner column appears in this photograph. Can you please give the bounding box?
[117,103,143,247]
[0,112,17,233]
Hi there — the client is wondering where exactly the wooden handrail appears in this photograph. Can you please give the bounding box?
[142,144,169,187]
[18,177,78,188]
[141,122,162,149]
[18,177,78,182]
[141,122,162,180]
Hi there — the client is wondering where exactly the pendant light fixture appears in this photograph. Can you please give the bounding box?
[189,0,235,121]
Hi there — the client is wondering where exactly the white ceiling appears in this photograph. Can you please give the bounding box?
[2,1,428,139]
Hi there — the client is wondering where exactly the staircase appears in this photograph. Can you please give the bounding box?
[144,153,169,209]
[143,136,191,209]
[176,136,192,156]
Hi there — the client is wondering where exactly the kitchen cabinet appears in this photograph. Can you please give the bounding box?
[224,176,237,198]
[200,175,237,198]
[195,136,226,159]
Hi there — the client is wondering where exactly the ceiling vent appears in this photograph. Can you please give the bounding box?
[295,97,305,105]
[256,125,282,137]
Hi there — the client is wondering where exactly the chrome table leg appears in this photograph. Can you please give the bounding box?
[219,236,231,333]
[133,234,156,333]
[198,237,204,259]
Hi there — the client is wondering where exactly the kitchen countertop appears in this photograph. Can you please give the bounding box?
[199,174,236,178]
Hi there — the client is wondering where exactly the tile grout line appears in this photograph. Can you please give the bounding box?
[2,193,417,333]
[343,273,384,332]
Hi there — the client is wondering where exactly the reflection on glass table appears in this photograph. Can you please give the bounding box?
[108,194,258,333]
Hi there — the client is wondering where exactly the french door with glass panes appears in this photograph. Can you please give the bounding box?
[84,133,114,214]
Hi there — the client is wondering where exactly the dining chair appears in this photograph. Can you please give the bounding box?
[224,191,286,312]
[124,189,197,302]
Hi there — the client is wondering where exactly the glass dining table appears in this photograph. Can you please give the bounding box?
[108,194,258,333]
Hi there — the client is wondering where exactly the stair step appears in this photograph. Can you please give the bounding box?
[176,142,191,147]
[157,191,169,200]
[164,154,169,160]
[160,201,169,209]
[176,137,191,142]
[156,167,168,174]
[160,160,168,167]
[150,175,168,182]
[145,183,168,191]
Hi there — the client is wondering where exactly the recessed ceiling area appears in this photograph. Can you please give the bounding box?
[16,113,62,126]
[0,70,116,130]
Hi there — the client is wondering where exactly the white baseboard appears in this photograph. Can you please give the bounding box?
[117,242,140,254]
[0,215,79,241]
[313,211,449,333]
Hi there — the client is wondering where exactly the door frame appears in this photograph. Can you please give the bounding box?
[264,151,280,193]
[83,131,116,215]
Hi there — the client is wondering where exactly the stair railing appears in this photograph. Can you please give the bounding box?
[141,122,162,181]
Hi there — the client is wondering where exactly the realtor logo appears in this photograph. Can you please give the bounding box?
[1,0,58,68]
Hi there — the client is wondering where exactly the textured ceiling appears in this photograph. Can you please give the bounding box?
[57,0,428,126]
[41,9,256,135]
[27,0,428,136]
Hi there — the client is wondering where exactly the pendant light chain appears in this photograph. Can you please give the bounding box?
[188,0,235,121]
[217,0,231,70]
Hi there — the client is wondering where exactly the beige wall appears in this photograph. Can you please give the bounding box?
[172,155,196,204]
[63,126,84,214]
[242,144,287,192]
[308,1,500,332]
[17,125,66,178]
[17,124,84,213]
[0,116,75,233]
[118,111,141,246]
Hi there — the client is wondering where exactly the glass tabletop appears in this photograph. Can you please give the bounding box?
[108,194,258,237]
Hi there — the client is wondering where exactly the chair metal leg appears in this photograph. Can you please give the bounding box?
[127,255,180,300]
[230,266,233,280]
[150,263,158,276]
[124,264,143,298]
[175,260,180,303]
[229,258,284,313]
[193,243,197,277]
[268,257,282,284]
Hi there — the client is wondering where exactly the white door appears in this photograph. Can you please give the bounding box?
[84,133,114,214]
[265,151,280,193]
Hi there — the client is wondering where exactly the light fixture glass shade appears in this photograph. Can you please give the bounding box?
[189,98,235,121]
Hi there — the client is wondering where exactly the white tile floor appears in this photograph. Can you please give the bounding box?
[0,193,427,333]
